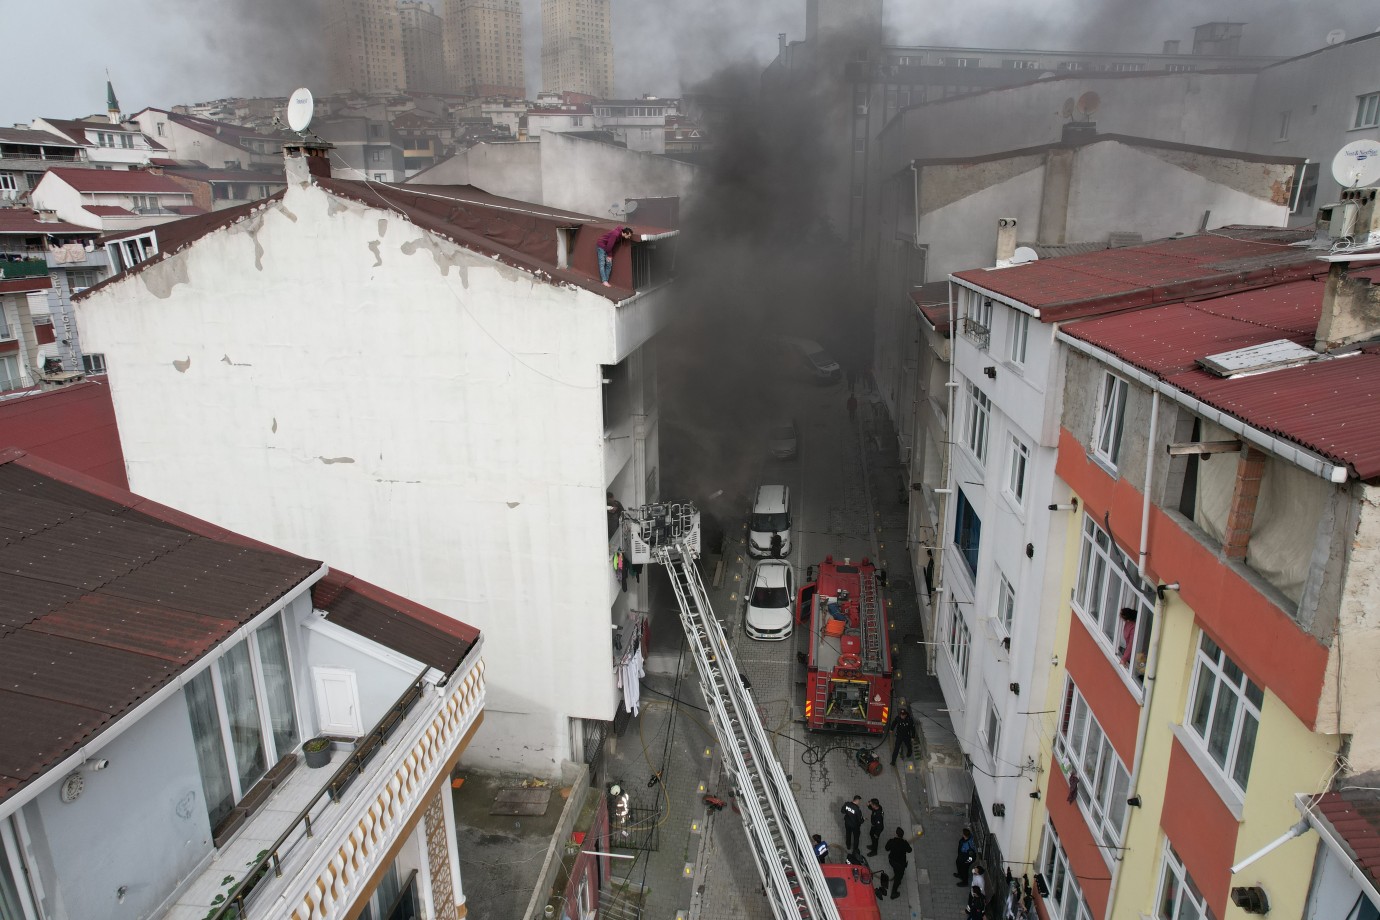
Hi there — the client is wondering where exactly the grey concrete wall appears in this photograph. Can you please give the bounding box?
[539,131,699,217]
[409,142,543,205]
[877,71,1259,169]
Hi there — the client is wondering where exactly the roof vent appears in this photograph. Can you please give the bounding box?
[1198,339,1324,377]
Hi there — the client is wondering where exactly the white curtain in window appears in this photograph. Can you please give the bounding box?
[185,670,235,828]
[219,643,268,792]
[256,616,300,757]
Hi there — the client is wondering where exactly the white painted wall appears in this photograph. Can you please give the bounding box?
[77,181,646,774]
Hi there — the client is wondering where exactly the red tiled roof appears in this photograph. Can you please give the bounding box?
[1061,271,1380,480]
[38,118,166,151]
[0,276,52,295]
[1312,790,1380,889]
[165,111,291,145]
[0,212,97,236]
[911,281,952,335]
[46,167,188,195]
[0,449,480,806]
[0,127,80,147]
[953,230,1321,321]
[167,206,208,216]
[83,206,136,217]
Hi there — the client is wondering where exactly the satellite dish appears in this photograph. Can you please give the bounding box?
[1012,246,1040,265]
[286,87,314,133]
[1060,97,1076,120]
[622,199,639,215]
[1332,139,1380,189]
[1325,28,1347,45]
[1077,91,1101,117]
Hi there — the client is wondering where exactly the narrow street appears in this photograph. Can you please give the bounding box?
[604,369,975,920]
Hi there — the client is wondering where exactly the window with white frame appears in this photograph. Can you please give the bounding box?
[954,488,982,579]
[965,381,991,463]
[184,613,300,829]
[983,692,1002,761]
[1093,372,1128,467]
[1073,515,1155,690]
[1155,843,1211,920]
[1055,679,1131,852]
[0,355,21,392]
[0,826,33,919]
[1009,310,1029,365]
[947,598,971,687]
[996,572,1015,634]
[1355,92,1380,130]
[82,353,107,375]
[1186,632,1263,793]
[1005,434,1029,507]
[1038,820,1093,920]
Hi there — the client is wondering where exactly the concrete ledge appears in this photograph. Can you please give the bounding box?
[522,762,591,920]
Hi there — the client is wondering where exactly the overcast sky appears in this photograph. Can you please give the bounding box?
[2,0,1375,126]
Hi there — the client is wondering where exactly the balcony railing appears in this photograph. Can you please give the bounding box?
[960,316,990,350]
[0,259,49,280]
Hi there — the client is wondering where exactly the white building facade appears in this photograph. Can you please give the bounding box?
[76,154,675,775]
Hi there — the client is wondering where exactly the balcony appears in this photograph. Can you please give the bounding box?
[0,258,49,280]
[165,641,486,920]
[960,316,990,350]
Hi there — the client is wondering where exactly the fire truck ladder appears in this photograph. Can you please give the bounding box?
[657,547,840,920]
[857,571,884,671]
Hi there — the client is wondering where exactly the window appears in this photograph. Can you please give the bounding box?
[1038,820,1093,920]
[1277,110,1290,140]
[942,57,979,67]
[82,353,107,375]
[1092,372,1128,467]
[0,826,32,919]
[131,194,157,211]
[983,692,1002,761]
[1005,435,1029,507]
[1355,92,1380,129]
[946,598,971,686]
[156,122,165,137]
[0,307,10,339]
[0,355,21,392]
[1003,59,1039,69]
[1056,679,1131,852]
[996,572,1015,634]
[184,613,300,829]
[1009,310,1029,365]
[373,173,386,181]
[965,381,991,462]
[1166,63,1196,72]
[1186,632,1263,792]
[963,295,993,348]
[67,268,99,290]
[1291,162,1319,215]
[953,488,982,579]
[1073,515,1154,689]
[119,133,133,149]
[1156,843,1210,920]
[1109,62,1144,72]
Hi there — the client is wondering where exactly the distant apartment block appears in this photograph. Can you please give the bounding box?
[541,0,614,99]
[399,1,446,94]
[327,0,405,94]
[443,0,525,98]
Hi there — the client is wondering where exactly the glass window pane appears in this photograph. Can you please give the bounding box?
[1207,688,1238,767]
[1232,711,1260,788]
[185,670,235,828]
[1189,661,1215,737]
[256,616,300,757]
[219,643,268,792]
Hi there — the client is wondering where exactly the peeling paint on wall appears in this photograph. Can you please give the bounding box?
[172,357,191,373]
[368,240,382,267]
[220,355,252,367]
[141,258,190,299]
[271,418,278,433]
[378,218,389,237]
[317,456,355,464]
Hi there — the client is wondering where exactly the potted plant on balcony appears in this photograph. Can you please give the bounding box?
[302,737,332,769]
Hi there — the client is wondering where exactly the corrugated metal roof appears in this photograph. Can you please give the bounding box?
[46,167,187,195]
[954,230,1323,321]
[0,450,478,806]
[0,212,97,236]
[1062,274,1380,480]
[1313,790,1380,889]
[910,282,951,335]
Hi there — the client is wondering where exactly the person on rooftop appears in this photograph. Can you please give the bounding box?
[597,225,634,287]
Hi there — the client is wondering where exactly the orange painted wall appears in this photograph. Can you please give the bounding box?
[1065,615,1141,764]
[1161,738,1238,916]
[1046,764,1113,920]
[1056,427,1328,728]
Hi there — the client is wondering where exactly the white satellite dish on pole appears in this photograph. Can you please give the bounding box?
[1325,28,1347,45]
[286,87,315,133]
[1011,246,1039,264]
[1332,139,1380,189]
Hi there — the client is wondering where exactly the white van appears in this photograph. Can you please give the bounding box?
[776,337,842,383]
[747,484,792,558]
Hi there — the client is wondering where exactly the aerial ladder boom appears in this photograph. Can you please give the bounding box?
[625,503,841,920]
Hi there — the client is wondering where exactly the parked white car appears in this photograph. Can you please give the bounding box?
[768,419,798,459]
[745,560,795,641]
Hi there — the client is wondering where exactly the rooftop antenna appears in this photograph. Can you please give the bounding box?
[1011,246,1039,265]
[286,87,315,135]
[1076,91,1101,119]
[1332,139,1380,189]
[609,199,640,219]
[1060,97,1076,121]
[1325,28,1347,45]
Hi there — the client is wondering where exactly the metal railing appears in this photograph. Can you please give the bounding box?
[960,316,990,350]
[210,669,431,920]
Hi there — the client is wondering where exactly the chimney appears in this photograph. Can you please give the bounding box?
[1315,260,1380,351]
[1223,448,1267,560]
[779,32,788,57]
[1062,120,1097,143]
[995,218,1018,264]
[283,140,334,184]
[1162,39,1181,54]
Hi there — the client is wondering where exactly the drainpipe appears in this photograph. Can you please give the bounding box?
[929,277,957,676]
[1108,392,1163,915]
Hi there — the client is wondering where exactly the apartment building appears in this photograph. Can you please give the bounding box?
[326,0,405,95]
[72,143,678,777]
[0,448,484,920]
[0,127,87,201]
[541,0,614,99]
[130,109,290,171]
[399,1,445,94]
[443,0,525,98]
[31,117,160,170]
[593,99,668,154]
[30,167,202,232]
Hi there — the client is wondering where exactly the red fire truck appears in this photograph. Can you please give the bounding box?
[797,555,893,733]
